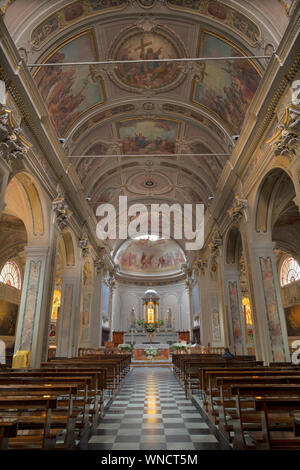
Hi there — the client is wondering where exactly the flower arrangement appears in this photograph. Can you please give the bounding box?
[135,320,164,332]
[172,341,188,351]
[118,343,132,352]
[145,346,158,360]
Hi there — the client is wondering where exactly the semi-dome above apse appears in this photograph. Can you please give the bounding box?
[114,238,186,277]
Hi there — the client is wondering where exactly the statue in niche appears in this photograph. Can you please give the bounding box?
[165,308,172,329]
[130,307,137,328]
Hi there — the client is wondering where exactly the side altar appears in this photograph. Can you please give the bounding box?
[133,343,169,361]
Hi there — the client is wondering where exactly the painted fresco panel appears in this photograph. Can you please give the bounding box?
[20,260,42,350]
[34,32,104,136]
[59,284,73,356]
[260,257,285,361]
[118,118,179,155]
[192,284,199,315]
[192,32,261,134]
[228,281,243,355]
[212,309,221,341]
[116,32,179,89]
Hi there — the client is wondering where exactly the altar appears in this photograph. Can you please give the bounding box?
[133,343,169,361]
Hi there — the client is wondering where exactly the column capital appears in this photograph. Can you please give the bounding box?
[0,104,29,168]
[52,195,72,229]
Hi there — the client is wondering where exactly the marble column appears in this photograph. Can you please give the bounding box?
[250,241,290,363]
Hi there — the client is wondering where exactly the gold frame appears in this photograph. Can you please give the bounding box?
[33,29,105,137]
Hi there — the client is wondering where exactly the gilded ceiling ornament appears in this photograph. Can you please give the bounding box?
[227,195,249,222]
[135,15,158,32]
[0,104,28,167]
[52,195,72,229]
[267,106,300,160]
[79,236,89,258]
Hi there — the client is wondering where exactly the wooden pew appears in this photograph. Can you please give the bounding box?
[0,419,18,450]
[230,384,300,449]
[255,397,300,449]
[0,396,57,449]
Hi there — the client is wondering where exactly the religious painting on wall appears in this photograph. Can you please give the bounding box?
[284,305,300,337]
[212,309,221,341]
[19,260,42,351]
[259,257,285,361]
[0,300,18,336]
[228,281,243,355]
[80,294,92,342]
[34,31,105,136]
[117,118,180,155]
[115,31,180,89]
[192,32,261,134]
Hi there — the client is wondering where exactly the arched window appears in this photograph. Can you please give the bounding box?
[280,257,300,287]
[0,261,21,290]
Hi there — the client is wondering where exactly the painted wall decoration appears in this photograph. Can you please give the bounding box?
[260,257,285,361]
[0,300,18,336]
[118,118,180,155]
[115,32,180,89]
[284,305,300,337]
[192,32,261,134]
[19,260,42,350]
[166,1,260,46]
[192,284,199,315]
[75,143,108,184]
[101,281,110,316]
[115,239,186,276]
[228,281,243,355]
[34,31,105,136]
[31,0,126,49]
[59,284,73,356]
[80,293,92,341]
[212,309,221,341]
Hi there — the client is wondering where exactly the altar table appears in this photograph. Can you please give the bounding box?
[133,343,169,360]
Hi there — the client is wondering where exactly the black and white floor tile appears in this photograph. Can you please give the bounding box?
[87,367,223,451]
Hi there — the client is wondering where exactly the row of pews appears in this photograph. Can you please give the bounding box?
[0,353,131,450]
[173,353,300,450]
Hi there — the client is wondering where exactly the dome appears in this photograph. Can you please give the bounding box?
[143,289,160,300]
[114,238,186,277]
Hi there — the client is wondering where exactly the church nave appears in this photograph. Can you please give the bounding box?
[87,367,223,451]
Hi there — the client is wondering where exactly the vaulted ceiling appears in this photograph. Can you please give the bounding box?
[2,0,292,255]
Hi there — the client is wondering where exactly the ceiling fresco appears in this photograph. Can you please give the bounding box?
[34,30,105,136]
[115,31,180,90]
[117,118,180,156]
[192,32,261,134]
[3,0,280,262]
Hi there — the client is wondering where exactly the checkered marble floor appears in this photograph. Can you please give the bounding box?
[87,367,223,451]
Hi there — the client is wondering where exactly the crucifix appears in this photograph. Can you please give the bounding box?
[134,37,152,74]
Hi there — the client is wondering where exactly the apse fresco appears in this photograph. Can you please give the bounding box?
[192,32,261,134]
[115,32,179,89]
[34,32,104,136]
[115,239,186,275]
[118,118,179,155]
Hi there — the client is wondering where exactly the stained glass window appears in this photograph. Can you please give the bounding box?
[280,257,300,287]
[0,261,21,289]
